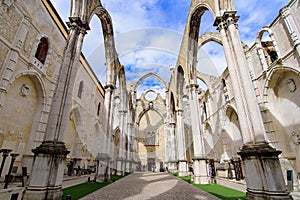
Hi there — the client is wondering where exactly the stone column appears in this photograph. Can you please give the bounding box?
[4,153,19,189]
[176,109,187,176]
[23,20,86,200]
[126,122,133,173]
[117,110,126,176]
[0,16,30,106]
[280,6,300,59]
[256,46,269,70]
[214,11,291,199]
[188,84,209,184]
[96,85,115,182]
[169,123,177,172]
[0,149,12,178]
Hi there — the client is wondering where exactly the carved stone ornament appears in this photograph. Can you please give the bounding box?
[286,79,296,92]
[2,0,14,7]
[20,84,30,96]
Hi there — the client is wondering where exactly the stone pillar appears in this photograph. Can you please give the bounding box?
[0,16,30,106]
[126,123,133,173]
[169,123,177,172]
[23,20,86,200]
[4,153,19,189]
[0,149,12,178]
[214,11,291,199]
[176,109,187,176]
[95,153,110,182]
[280,6,300,59]
[188,84,209,184]
[117,110,126,175]
[96,85,115,182]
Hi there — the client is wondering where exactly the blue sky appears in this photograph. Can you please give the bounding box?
[51,0,289,95]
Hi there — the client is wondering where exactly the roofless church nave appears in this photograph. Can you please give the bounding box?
[0,0,299,199]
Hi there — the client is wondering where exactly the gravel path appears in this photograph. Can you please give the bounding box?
[80,172,220,200]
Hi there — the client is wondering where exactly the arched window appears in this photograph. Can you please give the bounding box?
[261,41,278,64]
[97,102,101,116]
[78,81,83,99]
[35,37,49,64]
[203,102,207,119]
[222,79,229,101]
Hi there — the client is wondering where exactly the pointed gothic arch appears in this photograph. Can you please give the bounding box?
[137,107,165,126]
[133,72,167,91]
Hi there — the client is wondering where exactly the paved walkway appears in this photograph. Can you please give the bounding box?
[216,177,247,192]
[80,172,220,200]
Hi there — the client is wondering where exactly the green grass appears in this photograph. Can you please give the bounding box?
[110,174,124,182]
[178,176,192,183]
[62,182,109,200]
[171,172,179,177]
[192,184,246,200]
[174,175,246,200]
[62,173,130,200]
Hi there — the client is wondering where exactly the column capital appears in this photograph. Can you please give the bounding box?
[104,84,116,90]
[67,17,89,33]
[176,109,184,115]
[280,6,290,18]
[214,11,239,31]
[0,149,12,157]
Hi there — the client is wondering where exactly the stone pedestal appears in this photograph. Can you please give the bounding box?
[95,153,110,182]
[238,142,292,200]
[125,160,130,173]
[178,160,187,176]
[168,161,177,173]
[23,141,69,200]
[116,158,124,176]
[193,158,209,184]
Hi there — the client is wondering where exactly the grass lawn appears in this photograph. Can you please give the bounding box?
[62,173,130,200]
[175,175,246,200]
[193,183,246,200]
[62,182,109,200]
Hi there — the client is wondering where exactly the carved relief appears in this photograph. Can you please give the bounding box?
[0,4,22,44]
[0,44,9,72]
[286,79,296,92]
[20,84,30,96]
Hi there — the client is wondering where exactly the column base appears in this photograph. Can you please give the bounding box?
[193,158,209,184]
[168,161,178,173]
[23,186,63,200]
[95,153,111,182]
[23,141,69,200]
[116,158,125,176]
[178,160,187,176]
[238,142,292,200]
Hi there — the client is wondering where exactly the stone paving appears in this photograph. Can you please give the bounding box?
[80,172,220,200]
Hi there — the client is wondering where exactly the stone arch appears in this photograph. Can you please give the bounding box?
[204,122,214,152]
[8,71,47,153]
[187,4,218,83]
[263,65,300,102]
[70,0,120,85]
[262,66,300,181]
[89,6,119,85]
[224,105,243,145]
[196,71,217,91]
[256,27,281,69]
[31,33,53,73]
[198,32,222,48]
[137,107,165,126]
[113,127,120,160]
[133,72,167,91]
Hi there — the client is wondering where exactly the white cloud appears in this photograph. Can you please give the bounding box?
[50,0,290,93]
